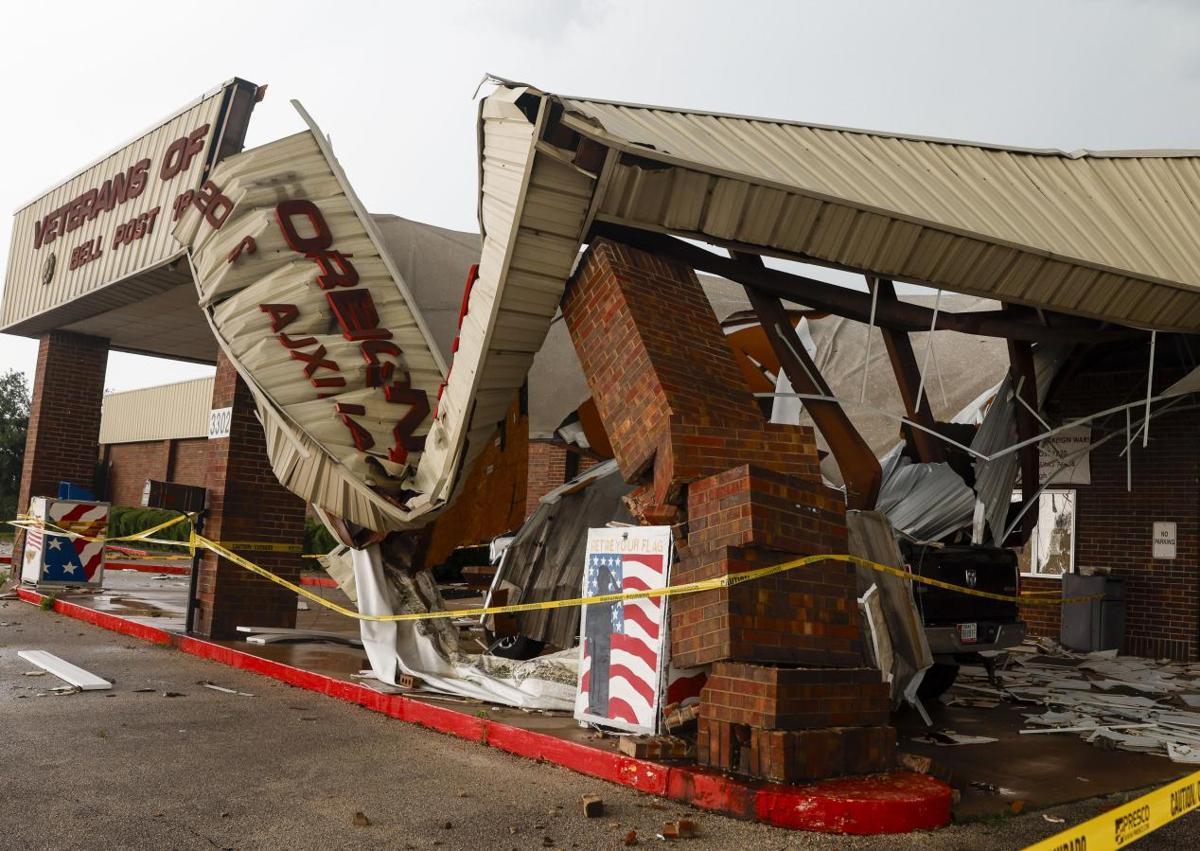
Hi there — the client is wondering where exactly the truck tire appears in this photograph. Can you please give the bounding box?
[917,663,960,700]
[487,633,546,661]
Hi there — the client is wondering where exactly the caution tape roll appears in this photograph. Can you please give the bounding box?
[1025,768,1200,850]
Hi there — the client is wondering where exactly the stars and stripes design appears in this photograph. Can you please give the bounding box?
[576,549,667,732]
[31,501,108,584]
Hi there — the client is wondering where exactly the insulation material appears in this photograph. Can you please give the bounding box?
[352,544,578,710]
[846,511,932,708]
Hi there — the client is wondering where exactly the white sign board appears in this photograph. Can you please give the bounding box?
[574,526,673,735]
[1153,522,1177,560]
[1,80,255,335]
[208,407,232,440]
[1039,425,1092,486]
[175,110,445,533]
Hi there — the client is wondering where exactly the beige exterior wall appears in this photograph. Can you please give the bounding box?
[99,377,213,445]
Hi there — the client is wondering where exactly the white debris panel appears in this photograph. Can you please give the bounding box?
[948,639,1200,764]
[351,544,578,711]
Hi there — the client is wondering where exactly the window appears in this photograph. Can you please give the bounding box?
[1017,489,1076,577]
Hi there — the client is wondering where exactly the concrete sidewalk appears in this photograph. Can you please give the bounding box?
[2,598,1197,850]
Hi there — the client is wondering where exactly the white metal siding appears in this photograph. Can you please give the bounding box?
[99,377,214,444]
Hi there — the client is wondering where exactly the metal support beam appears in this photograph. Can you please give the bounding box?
[875,280,946,464]
[744,280,883,509]
[591,223,1146,345]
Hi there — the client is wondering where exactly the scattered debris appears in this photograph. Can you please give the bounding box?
[622,830,639,846]
[661,819,696,839]
[941,639,1200,763]
[580,795,605,818]
[618,735,693,760]
[22,671,46,677]
[17,650,111,690]
[352,811,370,827]
[1043,814,1066,824]
[200,681,254,697]
[162,691,185,698]
[133,688,156,693]
[914,730,998,746]
[897,753,932,774]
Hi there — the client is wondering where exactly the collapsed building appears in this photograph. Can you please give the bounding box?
[7,76,1200,793]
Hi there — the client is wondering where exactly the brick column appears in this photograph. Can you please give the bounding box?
[562,240,893,783]
[16,332,108,556]
[192,352,307,639]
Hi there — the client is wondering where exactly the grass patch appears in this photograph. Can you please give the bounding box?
[39,593,57,611]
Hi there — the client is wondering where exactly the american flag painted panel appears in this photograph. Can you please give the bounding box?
[22,498,108,586]
[574,526,673,735]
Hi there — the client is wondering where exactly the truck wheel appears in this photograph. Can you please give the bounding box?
[917,663,960,700]
[487,633,546,661]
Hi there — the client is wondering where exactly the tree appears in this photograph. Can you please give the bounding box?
[0,370,31,525]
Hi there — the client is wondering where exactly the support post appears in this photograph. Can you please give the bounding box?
[875,281,945,463]
[744,282,882,509]
[14,331,108,561]
[191,352,308,639]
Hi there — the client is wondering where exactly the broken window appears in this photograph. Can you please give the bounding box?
[1017,489,1076,577]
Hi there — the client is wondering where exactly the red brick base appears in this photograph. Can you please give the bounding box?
[698,717,896,783]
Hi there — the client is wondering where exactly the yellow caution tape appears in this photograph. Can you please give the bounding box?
[215,540,304,554]
[9,514,1098,620]
[8,512,189,544]
[1025,768,1200,850]
[187,530,1096,623]
[7,516,299,557]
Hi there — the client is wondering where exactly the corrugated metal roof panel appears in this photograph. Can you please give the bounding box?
[99,377,213,444]
[556,96,1200,330]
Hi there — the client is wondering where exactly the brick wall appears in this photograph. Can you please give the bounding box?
[425,394,529,567]
[1019,576,1062,639]
[1018,367,1200,660]
[101,437,211,507]
[170,438,210,490]
[105,441,170,506]
[527,440,569,515]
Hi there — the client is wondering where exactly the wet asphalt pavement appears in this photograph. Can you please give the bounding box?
[2,595,1199,850]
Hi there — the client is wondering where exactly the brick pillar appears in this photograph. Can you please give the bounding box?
[563,240,893,782]
[16,332,108,556]
[192,352,307,639]
[562,240,820,515]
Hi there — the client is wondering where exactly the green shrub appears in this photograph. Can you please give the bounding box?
[106,507,191,552]
[304,516,337,555]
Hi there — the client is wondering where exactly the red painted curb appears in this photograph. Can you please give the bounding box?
[16,587,950,834]
[300,575,337,588]
[105,561,191,575]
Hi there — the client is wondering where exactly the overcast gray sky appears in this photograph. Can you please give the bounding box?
[2,0,1199,391]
